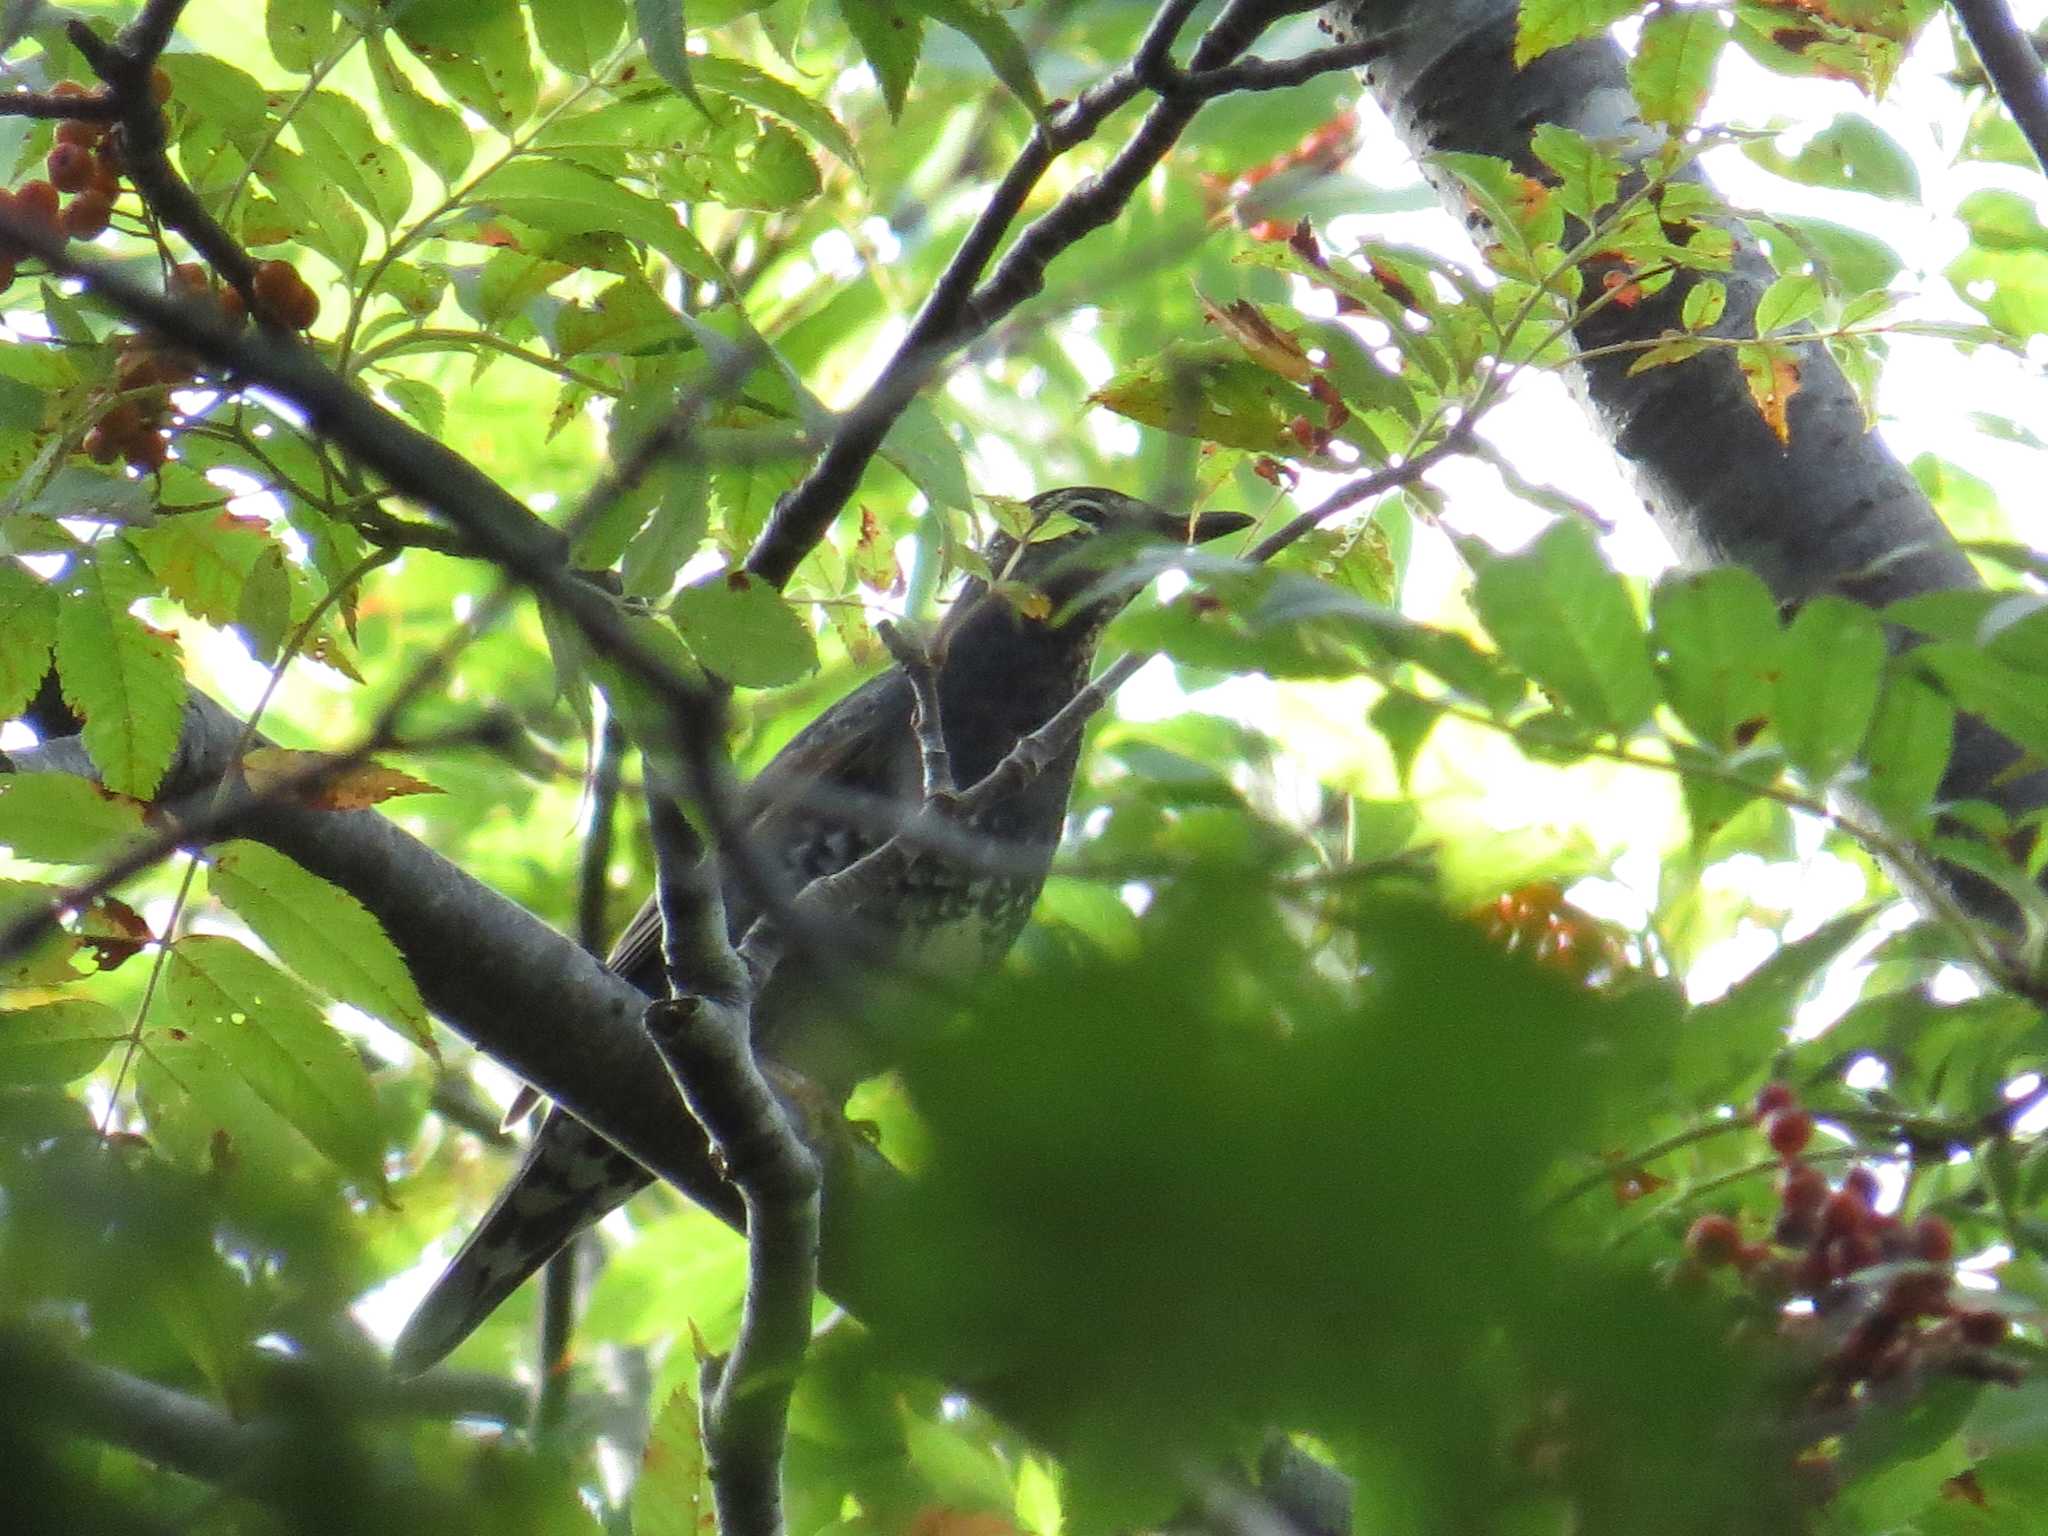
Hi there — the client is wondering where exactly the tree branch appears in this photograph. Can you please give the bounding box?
[1951,0,2048,175]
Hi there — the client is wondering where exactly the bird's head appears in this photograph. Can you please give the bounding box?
[971,486,1253,629]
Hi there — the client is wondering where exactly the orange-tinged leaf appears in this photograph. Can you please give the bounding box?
[1198,291,1316,382]
[239,747,442,809]
[1737,341,1802,444]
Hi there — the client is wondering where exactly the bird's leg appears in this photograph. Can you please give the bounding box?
[876,618,960,807]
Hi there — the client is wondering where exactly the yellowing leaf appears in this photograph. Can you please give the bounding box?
[1198,291,1316,382]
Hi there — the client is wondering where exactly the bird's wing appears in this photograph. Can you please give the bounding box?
[605,666,915,987]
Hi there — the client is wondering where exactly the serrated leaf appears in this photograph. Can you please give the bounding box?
[1516,0,1641,66]
[1529,123,1623,221]
[0,560,56,718]
[621,461,710,599]
[840,0,924,119]
[1630,8,1724,128]
[1090,341,1318,455]
[208,839,434,1053]
[881,398,972,510]
[128,516,273,629]
[54,546,187,799]
[161,935,386,1187]
[0,774,147,863]
[1680,278,1726,332]
[1914,641,2048,763]
[634,1384,710,1536]
[0,999,125,1084]
[1776,596,1884,785]
[672,572,818,688]
[1469,521,1656,735]
[1744,113,1921,202]
[1650,566,1782,750]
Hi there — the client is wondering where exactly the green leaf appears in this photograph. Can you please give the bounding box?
[634,1385,711,1536]
[1858,673,1953,828]
[395,0,542,131]
[881,398,972,511]
[265,0,342,74]
[161,935,386,1188]
[0,560,57,719]
[128,517,273,629]
[1680,278,1726,331]
[249,140,368,268]
[0,774,147,863]
[1650,566,1782,750]
[1516,0,1643,66]
[207,840,434,1054]
[672,571,818,688]
[621,462,711,599]
[1914,641,2048,763]
[1630,7,1724,128]
[1743,113,1921,202]
[691,56,861,177]
[292,90,414,230]
[1529,124,1624,221]
[1469,521,1657,735]
[0,999,125,1084]
[1775,596,1885,785]
[367,33,474,185]
[1089,341,1317,456]
[1753,272,1823,336]
[534,0,627,77]
[1675,907,1872,1096]
[54,546,187,800]
[474,159,722,280]
[839,0,924,119]
[911,0,1044,118]
[635,0,700,102]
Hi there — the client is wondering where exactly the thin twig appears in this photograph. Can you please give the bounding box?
[876,620,956,799]
[743,0,1369,589]
[641,784,816,1536]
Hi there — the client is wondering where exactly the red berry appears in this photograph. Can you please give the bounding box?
[150,68,172,105]
[59,190,112,240]
[1685,1213,1742,1267]
[1911,1215,1954,1264]
[1886,1270,1954,1319]
[81,424,116,464]
[1957,1309,2009,1347]
[168,261,208,298]
[1794,1245,1833,1295]
[1764,1107,1814,1160]
[1779,1162,1828,1214]
[14,179,60,232]
[1821,1188,1868,1239]
[279,275,319,330]
[125,430,167,471]
[55,118,102,148]
[1844,1165,1881,1205]
[47,142,92,193]
[219,285,246,325]
[50,80,86,100]
[1755,1082,1798,1120]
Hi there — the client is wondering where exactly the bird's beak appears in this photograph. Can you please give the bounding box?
[1155,508,1255,545]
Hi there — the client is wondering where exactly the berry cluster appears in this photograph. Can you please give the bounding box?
[0,79,142,284]
[86,253,319,471]
[1683,1083,2018,1409]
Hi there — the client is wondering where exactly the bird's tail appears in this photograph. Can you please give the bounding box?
[389,1110,651,1375]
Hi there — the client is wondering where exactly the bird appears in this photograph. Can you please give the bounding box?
[390,488,1253,1374]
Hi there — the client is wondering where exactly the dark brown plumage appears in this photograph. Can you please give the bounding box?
[390,490,1251,1373]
